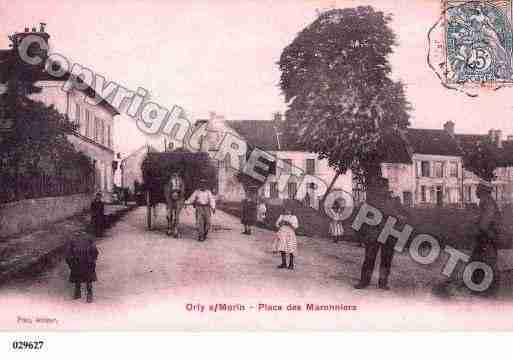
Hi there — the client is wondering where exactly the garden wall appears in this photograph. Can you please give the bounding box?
[0,193,93,238]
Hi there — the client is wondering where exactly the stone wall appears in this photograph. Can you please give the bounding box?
[0,194,92,238]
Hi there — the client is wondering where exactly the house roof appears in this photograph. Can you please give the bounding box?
[380,130,412,164]
[404,128,462,157]
[500,140,513,166]
[226,120,284,151]
[456,134,513,167]
[224,119,513,168]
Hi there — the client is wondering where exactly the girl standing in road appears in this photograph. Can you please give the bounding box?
[329,204,344,243]
[275,208,299,270]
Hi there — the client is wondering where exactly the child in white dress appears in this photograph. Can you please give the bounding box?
[275,208,299,270]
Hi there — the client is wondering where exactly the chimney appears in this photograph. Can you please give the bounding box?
[489,129,503,148]
[443,121,455,136]
[496,129,503,148]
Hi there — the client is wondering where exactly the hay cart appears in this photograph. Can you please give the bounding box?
[141,151,217,230]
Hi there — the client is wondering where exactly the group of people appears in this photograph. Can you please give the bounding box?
[64,174,502,303]
[239,176,501,295]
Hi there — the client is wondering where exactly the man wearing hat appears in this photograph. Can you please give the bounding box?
[472,181,501,295]
[185,179,216,241]
[241,187,258,235]
[354,177,408,290]
[90,192,105,237]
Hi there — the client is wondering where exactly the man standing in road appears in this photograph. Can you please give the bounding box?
[471,181,501,296]
[90,192,105,237]
[186,179,216,241]
[241,189,257,235]
[354,177,408,290]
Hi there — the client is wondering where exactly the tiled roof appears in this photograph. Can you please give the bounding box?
[404,128,462,157]
[456,134,513,167]
[380,130,412,164]
[226,120,284,151]
[500,140,513,166]
[224,120,513,167]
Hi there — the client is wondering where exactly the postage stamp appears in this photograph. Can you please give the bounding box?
[429,0,513,93]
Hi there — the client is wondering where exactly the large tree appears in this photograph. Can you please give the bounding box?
[0,96,93,202]
[0,32,93,202]
[278,6,411,199]
[461,137,499,183]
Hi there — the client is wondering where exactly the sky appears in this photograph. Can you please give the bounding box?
[2,0,513,155]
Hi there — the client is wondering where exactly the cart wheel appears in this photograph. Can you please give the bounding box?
[146,191,152,230]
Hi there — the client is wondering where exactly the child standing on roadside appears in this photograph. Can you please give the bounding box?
[275,208,299,270]
[329,204,344,243]
[65,235,99,303]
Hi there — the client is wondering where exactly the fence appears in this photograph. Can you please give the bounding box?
[0,173,95,204]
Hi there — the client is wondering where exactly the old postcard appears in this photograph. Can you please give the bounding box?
[2,0,513,336]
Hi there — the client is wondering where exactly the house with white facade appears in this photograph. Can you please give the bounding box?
[28,72,119,200]
[1,26,119,200]
[203,112,353,207]
[120,144,158,193]
[380,122,513,208]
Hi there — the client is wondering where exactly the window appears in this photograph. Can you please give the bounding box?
[75,103,81,129]
[100,120,105,145]
[464,185,472,202]
[435,162,444,178]
[94,117,100,141]
[107,125,111,148]
[270,182,279,199]
[283,159,292,174]
[306,159,316,175]
[225,153,231,171]
[403,191,413,207]
[239,155,245,171]
[287,182,297,199]
[421,161,430,177]
[421,185,427,202]
[449,161,458,177]
[85,110,91,138]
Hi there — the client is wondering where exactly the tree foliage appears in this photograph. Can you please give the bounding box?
[279,6,411,188]
[1,96,93,180]
[461,137,499,182]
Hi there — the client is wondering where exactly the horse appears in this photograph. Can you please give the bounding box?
[163,172,185,237]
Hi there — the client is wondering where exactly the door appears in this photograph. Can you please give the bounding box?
[436,186,443,206]
[403,191,413,207]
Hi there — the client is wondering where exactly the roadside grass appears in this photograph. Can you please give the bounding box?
[218,201,513,250]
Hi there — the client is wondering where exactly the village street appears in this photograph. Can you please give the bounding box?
[2,207,513,331]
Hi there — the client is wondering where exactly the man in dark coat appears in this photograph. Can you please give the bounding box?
[91,192,105,237]
[241,190,257,235]
[65,235,99,303]
[123,187,129,206]
[354,177,408,290]
[471,182,501,296]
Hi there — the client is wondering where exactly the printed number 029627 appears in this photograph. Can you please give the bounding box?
[11,341,44,350]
